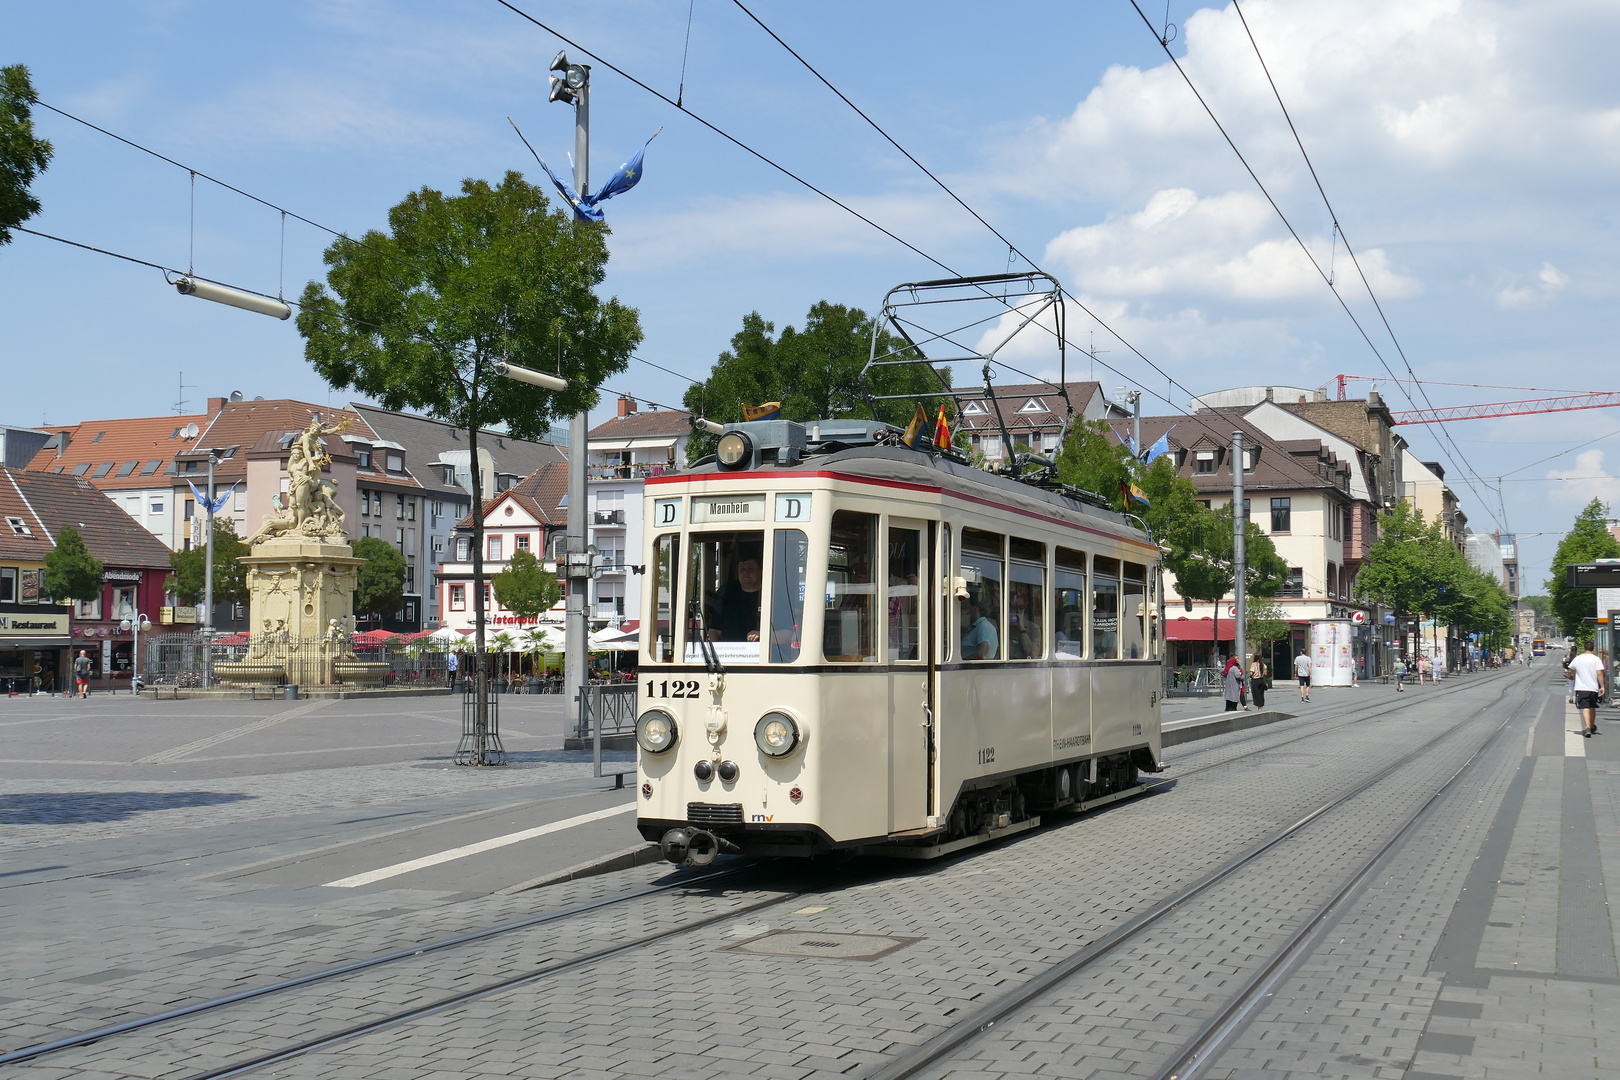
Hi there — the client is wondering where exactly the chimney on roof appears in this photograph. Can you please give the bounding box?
[55,431,69,458]
[1265,386,1274,402]
[207,397,226,415]
[1298,394,1307,403]
[617,395,637,418]
[1368,389,1381,406]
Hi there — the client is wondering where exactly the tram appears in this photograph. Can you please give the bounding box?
[633,417,1165,863]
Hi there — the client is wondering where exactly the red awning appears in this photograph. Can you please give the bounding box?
[1164,618,1236,642]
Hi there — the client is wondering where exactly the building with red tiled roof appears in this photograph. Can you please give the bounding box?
[0,467,176,693]
[955,381,1127,462]
[438,463,571,636]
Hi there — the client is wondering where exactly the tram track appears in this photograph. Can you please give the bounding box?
[3,670,1535,1079]
[869,665,1536,1080]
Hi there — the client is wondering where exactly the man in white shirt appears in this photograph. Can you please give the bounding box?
[1293,648,1312,702]
[1568,643,1607,738]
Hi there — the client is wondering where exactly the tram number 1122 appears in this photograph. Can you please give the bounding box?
[649,679,701,699]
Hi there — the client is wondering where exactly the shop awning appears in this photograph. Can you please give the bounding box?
[1165,618,1235,642]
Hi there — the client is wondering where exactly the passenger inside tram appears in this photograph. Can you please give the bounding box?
[711,545,763,642]
[961,589,999,660]
[1008,581,1042,660]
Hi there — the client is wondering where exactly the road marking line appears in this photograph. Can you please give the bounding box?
[1566,727,1587,757]
[135,700,330,764]
[323,803,637,887]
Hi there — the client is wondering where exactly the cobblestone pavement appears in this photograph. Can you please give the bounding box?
[1,669,1559,1079]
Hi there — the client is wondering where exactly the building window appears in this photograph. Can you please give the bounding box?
[456,536,471,562]
[450,584,466,610]
[6,516,30,536]
[149,500,164,515]
[387,453,404,472]
[184,499,195,520]
[396,494,405,520]
[360,493,370,517]
[1270,497,1292,533]
[396,528,405,553]
[75,595,103,620]
[405,601,416,622]
[356,450,371,468]
[361,524,369,538]
[406,565,415,591]
[516,533,530,552]
[113,587,136,620]
[1241,498,1250,521]
[1195,451,1216,474]
[489,535,503,560]
[371,492,382,516]
[982,435,1001,458]
[407,499,416,522]
[1281,567,1304,598]
[1343,507,1353,544]
[0,568,15,602]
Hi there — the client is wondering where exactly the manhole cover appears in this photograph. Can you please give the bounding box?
[724,930,919,961]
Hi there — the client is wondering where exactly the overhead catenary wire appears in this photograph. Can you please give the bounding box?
[1215,0,1502,530]
[711,1,1361,499]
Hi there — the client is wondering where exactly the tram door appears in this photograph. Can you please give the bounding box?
[886,520,930,834]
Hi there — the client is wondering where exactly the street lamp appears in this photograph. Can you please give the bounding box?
[119,613,153,695]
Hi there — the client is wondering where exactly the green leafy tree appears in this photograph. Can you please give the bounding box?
[42,525,102,605]
[1547,498,1620,644]
[352,536,406,622]
[295,171,641,705]
[682,302,950,462]
[492,548,560,621]
[1167,504,1289,659]
[1,65,53,246]
[1054,419,1134,503]
[1245,600,1293,659]
[166,520,250,607]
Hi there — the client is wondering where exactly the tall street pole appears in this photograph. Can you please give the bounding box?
[1232,431,1246,674]
[565,67,591,737]
[203,451,217,687]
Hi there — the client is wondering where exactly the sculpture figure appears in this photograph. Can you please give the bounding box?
[247,416,350,544]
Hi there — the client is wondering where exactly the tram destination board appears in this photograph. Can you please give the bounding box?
[1566,561,1620,588]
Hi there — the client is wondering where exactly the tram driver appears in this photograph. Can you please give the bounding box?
[709,545,763,642]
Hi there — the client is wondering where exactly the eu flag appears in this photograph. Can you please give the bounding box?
[588,129,661,206]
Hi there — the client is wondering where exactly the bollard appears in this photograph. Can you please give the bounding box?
[283,684,298,701]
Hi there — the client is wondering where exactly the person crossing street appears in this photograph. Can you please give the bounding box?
[1294,647,1312,702]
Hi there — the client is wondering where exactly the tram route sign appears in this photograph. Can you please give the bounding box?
[1566,561,1620,589]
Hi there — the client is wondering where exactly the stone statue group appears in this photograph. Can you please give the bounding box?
[247,416,349,545]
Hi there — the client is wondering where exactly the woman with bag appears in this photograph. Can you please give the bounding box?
[1248,652,1268,709]
[1223,655,1247,712]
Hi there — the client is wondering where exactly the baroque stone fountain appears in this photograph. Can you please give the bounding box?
[214,417,389,689]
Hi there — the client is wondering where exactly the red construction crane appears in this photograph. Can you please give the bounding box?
[1331,374,1620,425]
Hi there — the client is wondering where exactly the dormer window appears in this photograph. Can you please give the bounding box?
[386,453,404,472]
[6,516,30,536]
[1018,398,1046,413]
[1194,450,1216,474]
[356,450,371,468]
[962,401,988,416]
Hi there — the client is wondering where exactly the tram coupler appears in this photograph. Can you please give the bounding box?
[660,828,739,866]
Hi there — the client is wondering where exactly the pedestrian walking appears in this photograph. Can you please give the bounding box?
[1416,654,1428,684]
[1223,655,1246,712]
[1248,652,1268,709]
[1564,645,1578,704]
[1394,655,1406,691]
[446,649,458,689]
[1568,642,1607,738]
[1294,647,1312,702]
[73,650,92,699]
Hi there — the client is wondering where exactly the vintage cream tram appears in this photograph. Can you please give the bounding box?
[634,418,1164,863]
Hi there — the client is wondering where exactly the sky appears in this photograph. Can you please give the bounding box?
[5,0,1619,592]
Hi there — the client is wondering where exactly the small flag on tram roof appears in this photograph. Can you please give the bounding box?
[742,401,781,422]
[933,405,951,448]
[901,403,927,448]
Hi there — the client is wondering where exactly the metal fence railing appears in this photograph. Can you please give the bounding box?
[575,684,639,742]
[141,632,452,689]
[457,679,505,766]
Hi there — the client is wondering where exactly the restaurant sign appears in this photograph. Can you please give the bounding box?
[0,613,70,638]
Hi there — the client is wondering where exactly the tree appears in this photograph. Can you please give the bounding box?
[352,536,406,622]
[1054,419,1134,504]
[1167,504,1289,660]
[1547,498,1620,644]
[42,525,102,605]
[166,520,250,607]
[492,548,560,622]
[296,171,641,713]
[1,65,53,247]
[682,302,950,462]
[1245,600,1293,658]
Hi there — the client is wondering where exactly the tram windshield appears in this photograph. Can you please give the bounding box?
[687,531,766,662]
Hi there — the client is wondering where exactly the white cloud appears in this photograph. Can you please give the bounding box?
[1546,449,1620,509]
[1044,188,1419,302]
[1496,261,1571,309]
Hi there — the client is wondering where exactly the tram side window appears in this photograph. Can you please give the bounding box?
[1093,555,1120,660]
[1008,538,1045,659]
[940,524,952,662]
[687,531,765,650]
[959,528,1003,661]
[1053,547,1086,658]
[769,529,808,663]
[1148,569,1160,659]
[1122,561,1148,659]
[824,511,876,662]
[887,527,922,662]
[651,534,680,662]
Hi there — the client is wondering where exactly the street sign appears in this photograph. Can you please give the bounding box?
[1566,561,1620,588]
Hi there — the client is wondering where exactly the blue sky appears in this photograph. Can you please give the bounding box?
[6,0,1619,589]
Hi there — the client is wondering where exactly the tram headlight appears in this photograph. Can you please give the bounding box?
[636,709,678,754]
[754,711,801,757]
[716,432,751,469]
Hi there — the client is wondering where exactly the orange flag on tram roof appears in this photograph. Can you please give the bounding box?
[933,404,951,448]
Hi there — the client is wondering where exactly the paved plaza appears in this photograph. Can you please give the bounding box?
[2,665,1617,1079]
